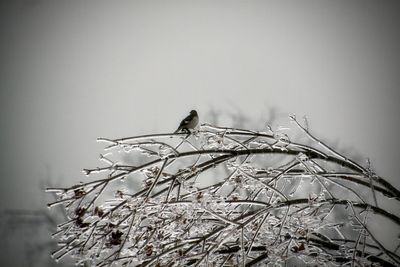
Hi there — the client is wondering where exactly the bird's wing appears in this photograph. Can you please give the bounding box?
[179,114,192,127]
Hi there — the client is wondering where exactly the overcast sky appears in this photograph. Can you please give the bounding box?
[0,0,399,212]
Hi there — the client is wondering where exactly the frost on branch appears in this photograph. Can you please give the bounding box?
[46,118,400,266]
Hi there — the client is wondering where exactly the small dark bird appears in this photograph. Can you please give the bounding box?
[175,110,199,133]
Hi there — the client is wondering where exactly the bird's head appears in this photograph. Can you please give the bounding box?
[190,110,197,116]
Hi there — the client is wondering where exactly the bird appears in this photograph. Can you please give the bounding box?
[174,110,199,133]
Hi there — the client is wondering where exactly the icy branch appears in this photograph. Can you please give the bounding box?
[46,121,400,266]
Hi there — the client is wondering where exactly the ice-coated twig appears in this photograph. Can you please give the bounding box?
[46,120,400,267]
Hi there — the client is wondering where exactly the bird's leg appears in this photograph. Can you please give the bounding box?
[183,128,191,137]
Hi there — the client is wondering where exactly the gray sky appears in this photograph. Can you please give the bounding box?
[0,0,399,212]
